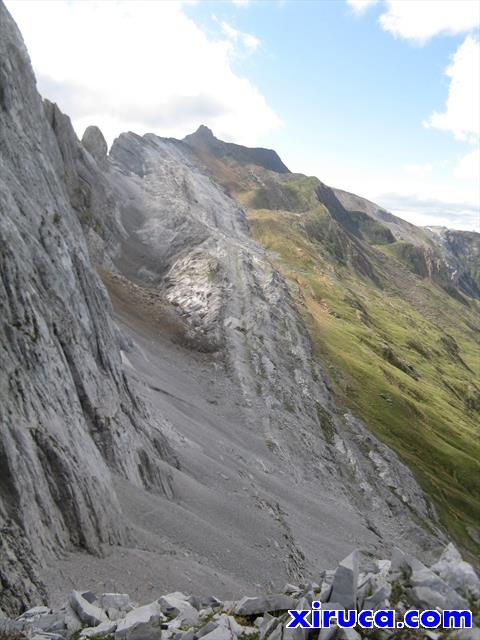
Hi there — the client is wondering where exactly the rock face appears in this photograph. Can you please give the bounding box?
[0,2,174,615]
[2,546,479,640]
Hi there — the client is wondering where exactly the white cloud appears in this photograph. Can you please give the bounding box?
[424,36,480,143]
[5,0,280,147]
[454,148,480,181]
[346,0,378,15]
[218,19,260,52]
[378,0,480,44]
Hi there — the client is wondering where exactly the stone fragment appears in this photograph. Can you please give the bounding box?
[329,551,359,610]
[362,583,391,610]
[158,593,199,626]
[431,543,480,599]
[31,613,67,634]
[80,621,117,638]
[115,601,163,640]
[70,591,108,627]
[410,567,469,609]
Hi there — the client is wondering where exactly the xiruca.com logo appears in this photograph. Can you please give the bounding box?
[286,602,473,630]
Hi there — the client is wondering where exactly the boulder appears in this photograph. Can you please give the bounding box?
[198,627,232,640]
[329,551,359,610]
[115,601,163,640]
[70,591,108,627]
[410,567,469,609]
[30,613,67,634]
[431,543,480,599]
[255,613,278,640]
[362,583,391,611]
[158,593,199,626]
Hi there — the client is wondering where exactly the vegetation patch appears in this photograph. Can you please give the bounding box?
[248,204,480,558]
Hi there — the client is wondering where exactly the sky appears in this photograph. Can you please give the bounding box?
[6,0,480,231]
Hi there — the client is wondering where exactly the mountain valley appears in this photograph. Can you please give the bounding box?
[0,1,479,628]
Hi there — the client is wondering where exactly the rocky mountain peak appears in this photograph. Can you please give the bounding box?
[183,125,290,174]
[192,123,215,139]
[82,125,108,164]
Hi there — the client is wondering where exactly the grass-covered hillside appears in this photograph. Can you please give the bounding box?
[242,177,479,559]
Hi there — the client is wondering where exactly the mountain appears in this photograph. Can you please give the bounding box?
[182,128,480,557]
[1,0,478,618]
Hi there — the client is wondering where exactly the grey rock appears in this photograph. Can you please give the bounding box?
[100,595,133,612]
[362,583,391,611]
[198,627,232,640]
[115,602,163,640]
[70,591,108,627]
[390,547,425,577]
[283,584,300,595]
[196,619,221,639]
[18,607,52,619]
[255,614,278,640]
[158,593,199,626]
[329,551,359,610]
[410,567,469,609]
[82,126,108,166]
[431,543,480,599]
[81,593,98,605]
[30,613,67,634]
[81,621,118,638]
[409,586,447,610]
[187,596,222,611]
[317,602,345,640]
[64,603,83,634]
[234,594,297,615]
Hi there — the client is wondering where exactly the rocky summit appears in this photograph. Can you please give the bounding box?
[0,0,479,634]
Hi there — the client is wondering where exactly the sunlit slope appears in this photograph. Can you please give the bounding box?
[246,191,479,556]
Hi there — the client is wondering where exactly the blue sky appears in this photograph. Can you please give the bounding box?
[7,0,479,230]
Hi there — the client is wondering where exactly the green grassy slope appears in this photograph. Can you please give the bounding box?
[243,183,480,558]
